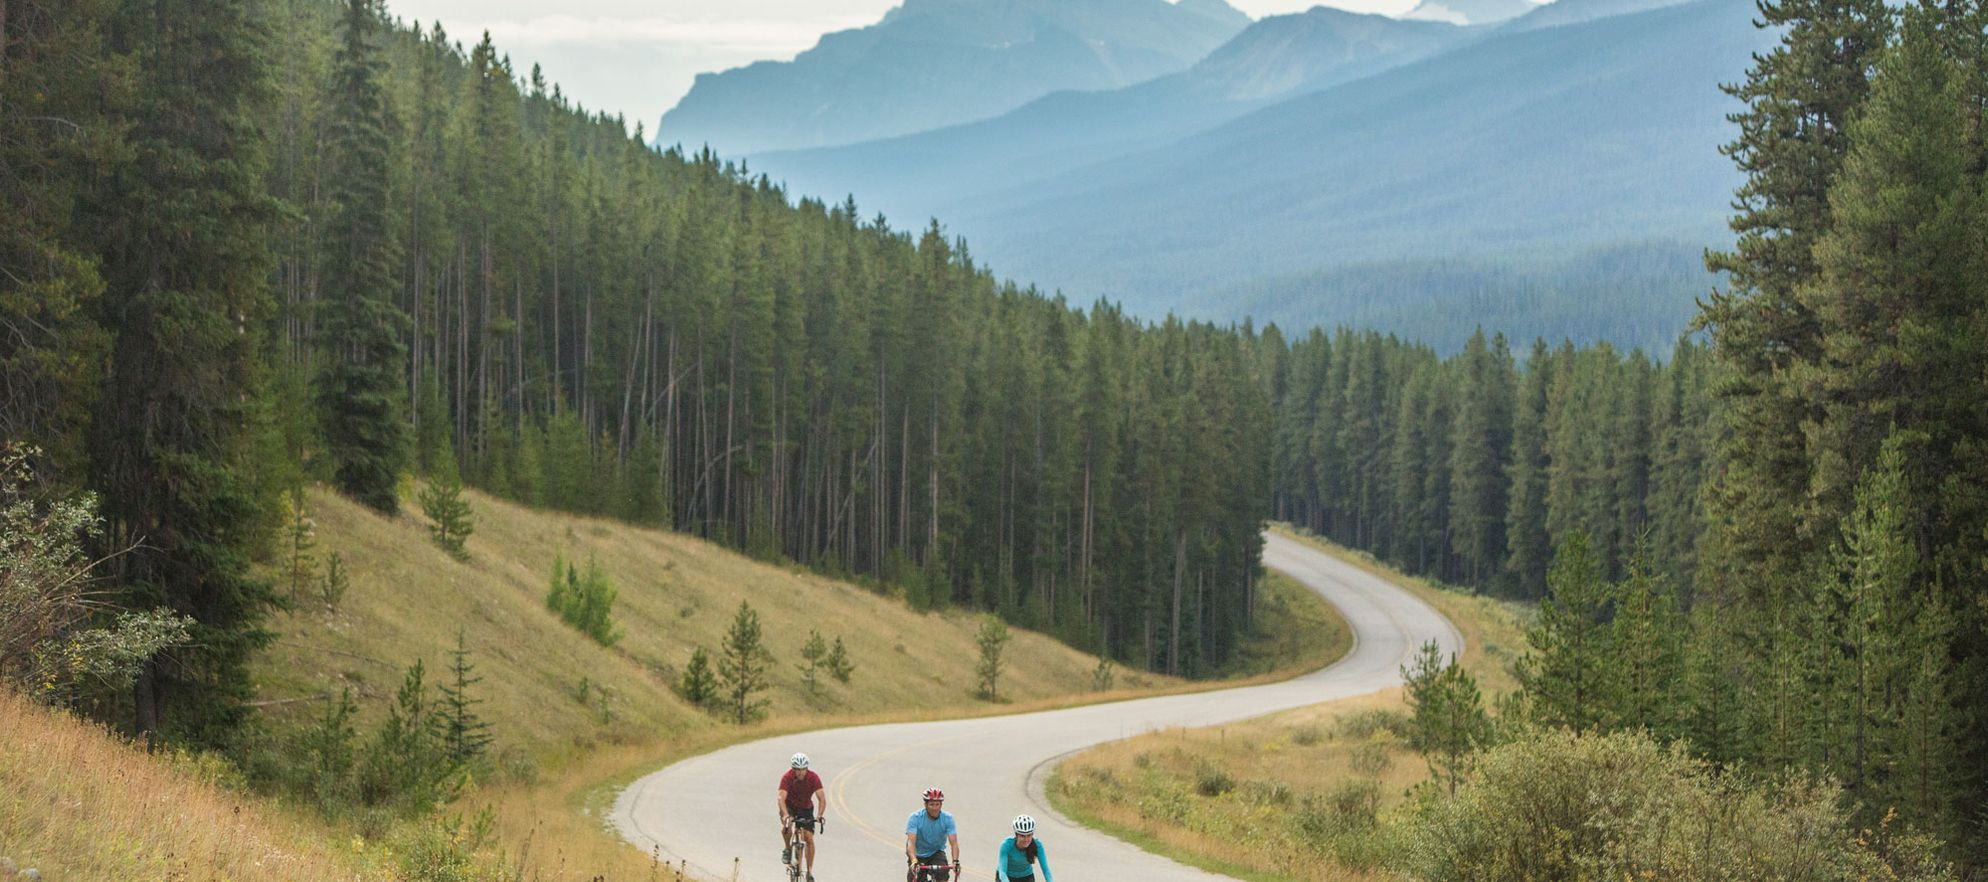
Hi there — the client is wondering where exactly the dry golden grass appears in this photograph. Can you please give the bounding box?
[1047,528,1530,882]
[0,689,378,882]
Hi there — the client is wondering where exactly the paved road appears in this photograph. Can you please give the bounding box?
[612,532,1462,882]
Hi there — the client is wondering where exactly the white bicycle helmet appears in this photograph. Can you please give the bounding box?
[791,752,810,770]
[1012,814,1036,835]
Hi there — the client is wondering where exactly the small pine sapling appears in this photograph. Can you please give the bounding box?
[418,455,474,560]
[439,628,494,769]
[719,601,773,724]
[678,646,719,708]
[826,636,855,684]
[976,615,1011,701]
[798,630,829,695]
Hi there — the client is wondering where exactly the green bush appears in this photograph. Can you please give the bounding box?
[1193,760,1236,797]
[545,550,620,646]
[1334,709,1411,741]
[1404,729,1956,882]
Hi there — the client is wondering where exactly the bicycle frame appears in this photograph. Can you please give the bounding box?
[785,817,822,881]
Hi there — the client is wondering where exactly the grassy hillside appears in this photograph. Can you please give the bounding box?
[0,691,376,881]
[1047,526,1528,882]
[257,484,1174,755]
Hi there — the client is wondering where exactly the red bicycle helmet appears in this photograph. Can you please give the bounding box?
[922,787,945,802]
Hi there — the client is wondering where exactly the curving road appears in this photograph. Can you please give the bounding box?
[613,532,1462,882]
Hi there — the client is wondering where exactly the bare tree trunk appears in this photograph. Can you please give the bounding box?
[1169,530,1186,677]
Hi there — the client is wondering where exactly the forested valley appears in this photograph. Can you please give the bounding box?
[4,0,1987,872]
[1264,0,1988,863]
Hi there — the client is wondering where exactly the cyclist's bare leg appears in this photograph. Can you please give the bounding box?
[799,826,814,874]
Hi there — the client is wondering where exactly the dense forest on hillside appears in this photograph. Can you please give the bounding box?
[1262,329,1713,600]
[0,0,1269,749]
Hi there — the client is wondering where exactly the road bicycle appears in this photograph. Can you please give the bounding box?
[906,859,958,882]
[783,816,823,882]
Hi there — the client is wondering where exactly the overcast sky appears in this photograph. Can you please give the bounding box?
[382,0,1413,136]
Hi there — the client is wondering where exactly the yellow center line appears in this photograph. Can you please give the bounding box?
[826,728,995,880]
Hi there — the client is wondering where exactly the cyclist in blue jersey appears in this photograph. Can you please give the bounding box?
[995,815,1052,882]
[905,787,961,881]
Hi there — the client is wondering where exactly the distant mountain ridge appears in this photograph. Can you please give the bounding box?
[738,0,1765,350]
[746,6,1472,226]
[653,0,1251,156]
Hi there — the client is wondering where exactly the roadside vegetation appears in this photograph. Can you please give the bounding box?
[1050,529,1957,882]
[3,484,1346,881]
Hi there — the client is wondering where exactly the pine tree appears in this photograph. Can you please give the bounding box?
[1449,330,1514,592]
[976,615,1011,701]
[286,492,320,600]
[87,0,283,745]
[1517,531,1617,731]
[0,0,114,476]
[1610,547,1684,738]
[1403,640,1490,797]
[826,636,855,684]
[719,601,772,724]
[419,449,474,560]
[798,629,828,696]
[302,687,358,808]
[438,628,494,768]
[677,646,719,709]
[1505,340,1555,598]
[316,0,410,513]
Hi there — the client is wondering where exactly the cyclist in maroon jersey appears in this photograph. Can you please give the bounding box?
[779,752,826,880]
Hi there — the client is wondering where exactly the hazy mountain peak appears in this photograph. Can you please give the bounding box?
[1189,6,1466,100]
[656,0,1249,156]
[1403,0,1539,25]
[1176,0,1255,29]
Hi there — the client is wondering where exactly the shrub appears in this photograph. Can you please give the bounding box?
[1404,729,1957,882]
[1194,760,1236,797]
[1334,709,1411,741]
[544,551,620,646]
[0,445,190,704]
[1349,740,1394,776]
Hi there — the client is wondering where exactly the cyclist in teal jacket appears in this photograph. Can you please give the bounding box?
[995,815,1052,882]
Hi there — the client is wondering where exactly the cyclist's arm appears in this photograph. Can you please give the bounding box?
[813,785,826,821]
[948,831,962,870]
[778,788,791,821]
[995,839,1015,881]
[904,830,918,862]
[1037,839,1052,882]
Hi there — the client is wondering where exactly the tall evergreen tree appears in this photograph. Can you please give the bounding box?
[86,0,282,745]
[1449,330,1514,590]
[317,0,411,513]
[0,0,115,476]
[1505,339,1555,598]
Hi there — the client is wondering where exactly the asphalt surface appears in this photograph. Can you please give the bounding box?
[612,531,1463,882]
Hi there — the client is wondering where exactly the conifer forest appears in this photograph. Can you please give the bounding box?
[3,0,1986,868]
